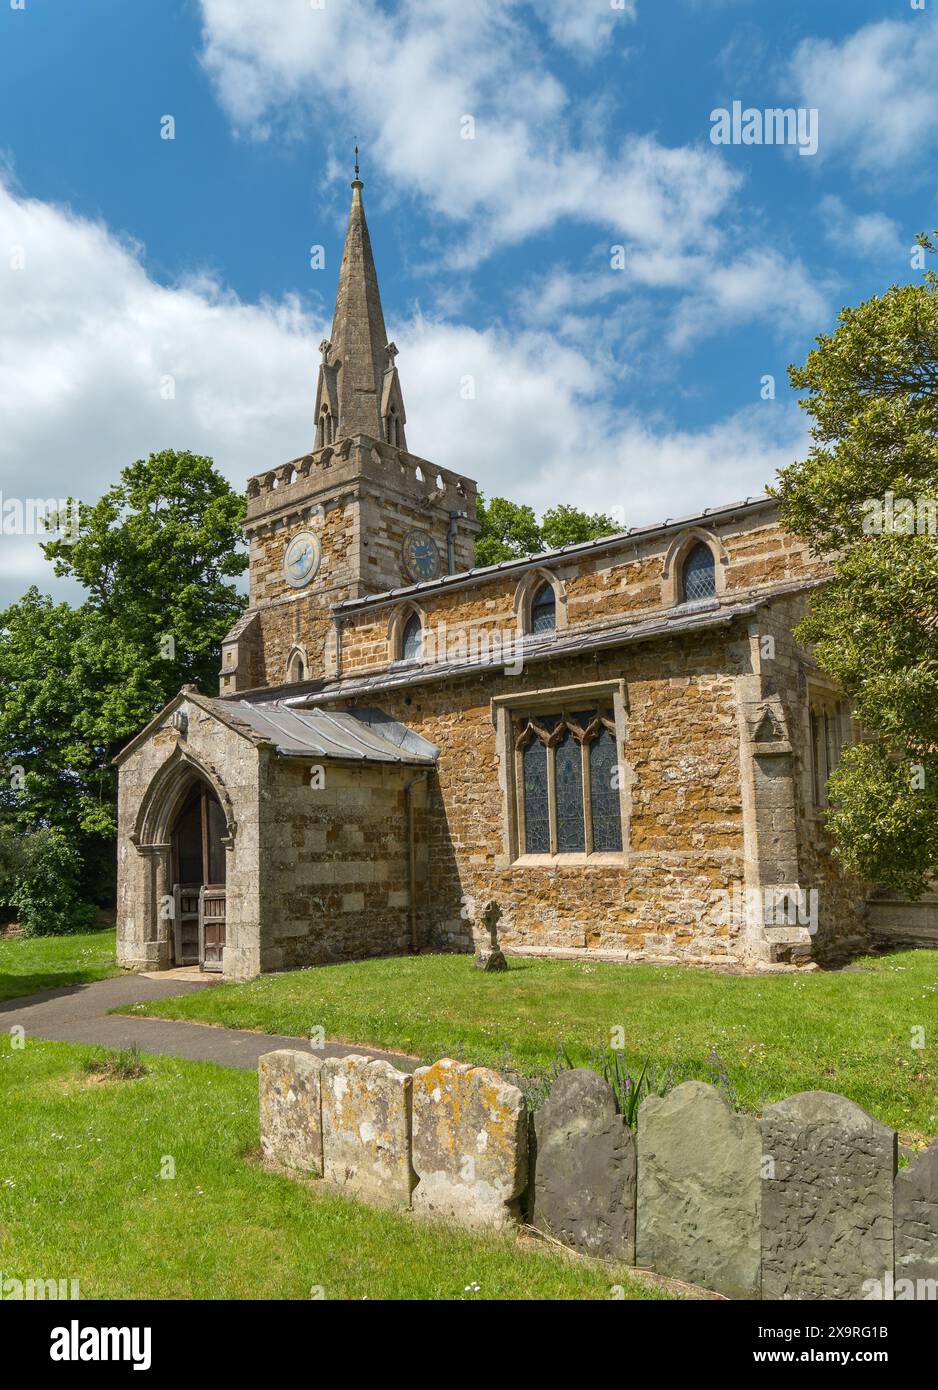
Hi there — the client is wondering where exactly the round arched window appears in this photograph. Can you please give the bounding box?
[401,612,423,661]
[681,542,716,602]
[530,582,556,634]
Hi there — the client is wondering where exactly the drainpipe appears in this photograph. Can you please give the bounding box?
[333,613,343,681]
[404,769,429,952]
[447,510,465,575]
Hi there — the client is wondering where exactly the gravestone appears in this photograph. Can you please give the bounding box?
[532,1068,636,1261]
[762,1091,896,1300]
[475,900,507,971]
[258,1048,324,1175]
[411,1057,527,1229]
[895,1140,938,1296]
[320,1054,416,1207]
[636,1080,761,1298]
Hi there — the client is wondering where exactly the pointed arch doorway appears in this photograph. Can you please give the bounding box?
[170,779,227,971]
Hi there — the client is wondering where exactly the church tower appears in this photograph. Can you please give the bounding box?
[220,172,479,695]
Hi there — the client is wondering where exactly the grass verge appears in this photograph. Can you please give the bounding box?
[0,1036,664,1300]
[124,948,938,1138]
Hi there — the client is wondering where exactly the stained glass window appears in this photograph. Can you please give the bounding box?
[681,542,716,602]
[401,613,422,661]
[522,736,550,854]
[531,583,556,634]
[589,727,622,852]
[516,710,623,856]
[554,730,586,853]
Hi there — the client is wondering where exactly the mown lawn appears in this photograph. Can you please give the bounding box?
[0,1036,662,1301]
[127,949,938,1139]
[0,927,118,1001]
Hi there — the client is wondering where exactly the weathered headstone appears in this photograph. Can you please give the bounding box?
[411,1058,527,1230]
[258,1048,324,1175]
[895,1140,938,1297]
[762,1091,897,1300]
[637,1080,761,1298]
[320,1054,415,1207]
[475,900,507,972]
[532,1068,636,1261]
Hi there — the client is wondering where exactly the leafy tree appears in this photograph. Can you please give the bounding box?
[0,450,247,901]
[9,827,97,936]
[475,495,619,566]
[774,234,938,897]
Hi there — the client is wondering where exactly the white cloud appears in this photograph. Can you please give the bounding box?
[0,177,319,606]
[0,176,804,608]
[789,15,938,172]
[540,0,636,57]
[198,0,738,266]
[818,194,904,261]
[196,0,831,344]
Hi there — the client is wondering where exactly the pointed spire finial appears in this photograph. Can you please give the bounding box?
[354,143,359,179]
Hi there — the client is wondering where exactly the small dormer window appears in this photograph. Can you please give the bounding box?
[681,542,716,602]
[318,407,334,449]
[401,613,422,661]
[385,406,400,448]
[530,583,556,634]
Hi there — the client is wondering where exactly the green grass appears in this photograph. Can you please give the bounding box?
[0,927,118,1000]
[127,949,938,1139]
[0,1036,662,1301]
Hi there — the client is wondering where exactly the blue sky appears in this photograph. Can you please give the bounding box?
[1,0,935,603]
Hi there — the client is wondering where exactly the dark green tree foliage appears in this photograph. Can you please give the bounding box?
[775,236,938,896]
[475,495,619,567]
[0,451,247,906]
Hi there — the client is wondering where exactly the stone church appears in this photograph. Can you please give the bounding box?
[115,174,909,981]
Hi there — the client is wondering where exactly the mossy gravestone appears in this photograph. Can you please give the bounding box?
[762,1091,896,1300]
[636,1080,761,1298]
[411,1058,527,1230]
[321,1055,416,1207]
[895,1140,938,1295]
[259,1049,324,1175]
[532,1069,636,1261]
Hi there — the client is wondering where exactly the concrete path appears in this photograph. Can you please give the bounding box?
[0,974,418,1072]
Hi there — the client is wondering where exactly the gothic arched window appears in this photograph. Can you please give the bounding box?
[514,709,623,857]
[386,406,400,448]
[530,582,556,634]
[681,542,716,602]
[401,612,422,662]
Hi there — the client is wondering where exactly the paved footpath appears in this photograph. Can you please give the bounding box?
[0,974,418,1072]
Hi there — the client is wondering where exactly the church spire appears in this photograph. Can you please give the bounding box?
[314,163,407,451]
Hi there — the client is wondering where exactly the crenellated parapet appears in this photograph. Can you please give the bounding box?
[244,433,478,540]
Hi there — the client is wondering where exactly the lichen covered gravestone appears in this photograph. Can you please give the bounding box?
[411,1058,527,1230]
[636,1080,761,1298]
[762,1091,897,1300]
[320,1054,416,1206]
[532,1068,636,1261]
[895,1140,938,1295]
[258,1048,324,1174]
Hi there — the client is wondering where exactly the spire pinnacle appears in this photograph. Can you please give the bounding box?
[312,172,407,450]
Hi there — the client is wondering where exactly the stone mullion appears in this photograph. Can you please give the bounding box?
[514,743,528,857]
[580,737,594,855]
[546,744,558,856]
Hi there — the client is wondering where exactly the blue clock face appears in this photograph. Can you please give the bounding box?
[283,530,322,588]
[402,528,441,583]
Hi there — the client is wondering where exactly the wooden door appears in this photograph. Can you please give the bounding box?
[171,781,227,970]
[173,883,202,966]
[199,885,226,971]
